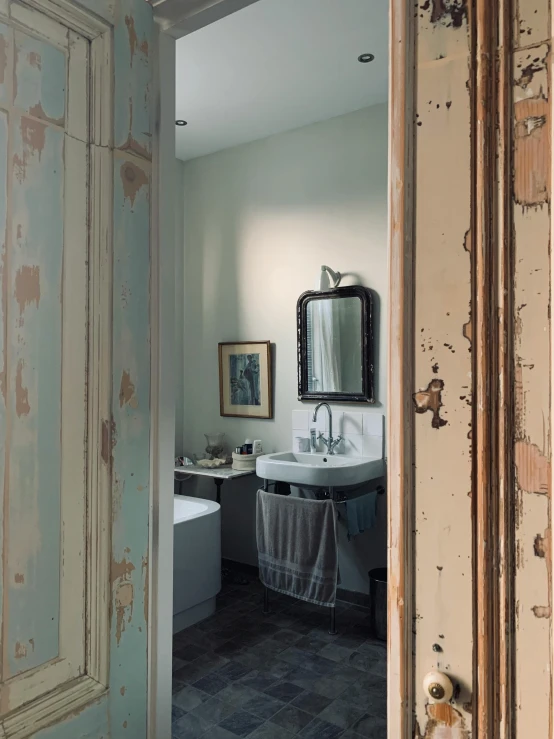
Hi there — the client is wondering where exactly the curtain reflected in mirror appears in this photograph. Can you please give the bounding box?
[298,286,374,404]
[307,297,363,394]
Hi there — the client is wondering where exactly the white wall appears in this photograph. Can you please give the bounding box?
[176,103,388,592]
[175,160,185,456]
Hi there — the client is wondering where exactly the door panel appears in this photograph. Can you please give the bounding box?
[0,0,153,736]
[8,113,65,678]
[0,4,87,713]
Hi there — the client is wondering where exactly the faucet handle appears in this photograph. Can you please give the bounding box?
[330,435,343,453]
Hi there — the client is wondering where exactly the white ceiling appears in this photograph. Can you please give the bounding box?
[175,0,389,162]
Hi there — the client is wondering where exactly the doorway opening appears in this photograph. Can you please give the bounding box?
[170,1,390,736]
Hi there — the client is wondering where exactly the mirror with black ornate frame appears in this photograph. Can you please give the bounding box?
[297,285,375,404]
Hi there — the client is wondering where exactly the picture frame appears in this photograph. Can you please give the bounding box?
[218,341,273,419]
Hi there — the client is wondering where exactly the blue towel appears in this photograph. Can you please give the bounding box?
[345,491,377,540]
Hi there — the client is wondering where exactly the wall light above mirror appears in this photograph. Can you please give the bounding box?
[297,286,375,404]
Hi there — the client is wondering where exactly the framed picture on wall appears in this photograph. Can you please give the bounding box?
[218,341,273,419]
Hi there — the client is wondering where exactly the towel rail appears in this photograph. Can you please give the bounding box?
[261,479,385,502]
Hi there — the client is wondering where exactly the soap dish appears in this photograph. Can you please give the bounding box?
[232,451,263,472]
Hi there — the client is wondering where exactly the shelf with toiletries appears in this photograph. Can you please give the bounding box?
[178,433,266,472]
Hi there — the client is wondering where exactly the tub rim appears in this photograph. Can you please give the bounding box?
[174,494,220,524]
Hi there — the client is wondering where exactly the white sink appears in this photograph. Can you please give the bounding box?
[256,451,385,488]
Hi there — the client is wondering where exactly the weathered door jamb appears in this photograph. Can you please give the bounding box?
[387,2,415,737]
[387,1,516,736]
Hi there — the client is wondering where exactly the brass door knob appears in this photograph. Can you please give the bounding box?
[423,671,453,703]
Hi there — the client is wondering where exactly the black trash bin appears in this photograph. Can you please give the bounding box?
[368,567,387,641]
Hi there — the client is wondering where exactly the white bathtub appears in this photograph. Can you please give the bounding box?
[173,495,221,633]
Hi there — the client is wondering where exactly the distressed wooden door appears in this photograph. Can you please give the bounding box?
[390,0,554,737]
[0,0,153,737]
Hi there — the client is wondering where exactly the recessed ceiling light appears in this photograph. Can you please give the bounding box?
[176,120,188,126]
[358,53,374,63]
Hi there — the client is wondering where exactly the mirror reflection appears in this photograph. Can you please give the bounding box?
[298,285,374,404]
[307,297,363,394]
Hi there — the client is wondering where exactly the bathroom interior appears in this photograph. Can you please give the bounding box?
[171,1,389,737]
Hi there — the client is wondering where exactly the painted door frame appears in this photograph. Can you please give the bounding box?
[389,2,538,737]
[387,3,414,737]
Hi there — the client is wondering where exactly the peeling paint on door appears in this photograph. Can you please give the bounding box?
[0,0,153,736]
[412,0,473,735]
[8,73,65,677]
[410,0,554,735]
[416,703,470,739]
[413,379,448,429]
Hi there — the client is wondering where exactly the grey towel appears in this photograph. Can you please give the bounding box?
[345,491,377,540]
[256,489,339,607]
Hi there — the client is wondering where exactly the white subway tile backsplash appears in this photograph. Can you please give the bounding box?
[292,410,310,430]
[341,434,363,457]
[363,434,384,459]
[342,412,363,435]
[292,409,383,457]
[362,413,384,437]
[331,411,344,433]
[312,413,328,433]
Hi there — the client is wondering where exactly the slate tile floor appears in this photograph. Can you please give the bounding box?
[172,575,386,739]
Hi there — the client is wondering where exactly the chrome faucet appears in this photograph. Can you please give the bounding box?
[312,402,343,455]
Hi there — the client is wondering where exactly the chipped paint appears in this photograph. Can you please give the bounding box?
[511,2,552,733]
[110,139,150,739]
[13,117,48,184]
[115,0,152,158]
[142,555,148,625]
[14,30,66,125]
[14,359,29,417]
[514,98,550,205]
[20,117,46,156]
[119,369,137,408]
[14,264,40,316]
[422,0,468,28]
[0,30,7,86]
[125,16,139,63]
[412,0,473,734]
[416,704,470,738]
[514,440,550,494]
[101,418,111,466]
[534,528,550,559]
[120,158,149,207]
[413,379,448,428]
[532,605,551,618]
[112,555,136,583]
[14,642,27,660]
[28,51,41,70]
[115,582,134,645]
